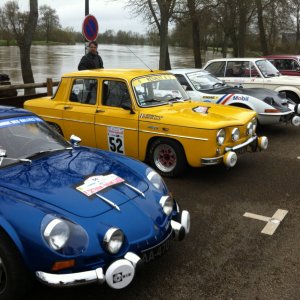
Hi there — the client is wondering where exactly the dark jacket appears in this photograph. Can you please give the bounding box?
[78,52,104,70]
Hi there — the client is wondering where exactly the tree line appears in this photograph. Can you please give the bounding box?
[0,0,300,88]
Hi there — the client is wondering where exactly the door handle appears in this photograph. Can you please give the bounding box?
[63,106,72,110]
[96,109,105,113]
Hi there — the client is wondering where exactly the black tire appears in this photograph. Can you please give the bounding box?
[0,230,32,300]
[48,122,64,136]
[286,92,300,104]
[148,138,187,178]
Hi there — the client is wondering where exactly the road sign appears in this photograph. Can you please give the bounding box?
[82,14,98,42]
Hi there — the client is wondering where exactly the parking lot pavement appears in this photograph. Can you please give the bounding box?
[31,125,300,300]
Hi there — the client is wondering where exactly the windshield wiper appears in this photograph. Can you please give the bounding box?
[167,96,184,103]
[143,98,163,103]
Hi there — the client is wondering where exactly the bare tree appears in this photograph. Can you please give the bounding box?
[255,0,269,55]
[2,0,38,94]
[125,0,176,70]
[39,5,60,43]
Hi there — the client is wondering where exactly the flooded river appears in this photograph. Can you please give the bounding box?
[0,43,223,84]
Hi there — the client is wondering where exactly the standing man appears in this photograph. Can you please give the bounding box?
[78,41,104,70]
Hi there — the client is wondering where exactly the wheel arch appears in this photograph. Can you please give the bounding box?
[0,217,26,258]
[145,136,186,162]
[274,86,300,103]
[228,102,254,110]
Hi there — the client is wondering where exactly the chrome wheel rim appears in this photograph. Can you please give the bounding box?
[0,257,7,294]
[153,144,177,173]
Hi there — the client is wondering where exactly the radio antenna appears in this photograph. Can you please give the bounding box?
[126,46,153,72]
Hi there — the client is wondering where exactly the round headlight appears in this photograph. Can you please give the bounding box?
[44,219,70,250]
[159,195,174,216]
[146,168,164,190]
[247,122,254,135]
[216,129,226,145]
[103,228,124,254]
[231,127,240,141]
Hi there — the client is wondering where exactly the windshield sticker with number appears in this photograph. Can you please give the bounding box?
[108,126,125,154]
[132,74,175,87]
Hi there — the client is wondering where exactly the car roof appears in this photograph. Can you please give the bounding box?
[0,106,34,119]
[168,68,209,75]
[206,58,268,62]
[263,54,300,59]
[62,68,170,80]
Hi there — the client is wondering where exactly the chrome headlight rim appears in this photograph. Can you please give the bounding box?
[43,218,70,251]
[159,195,174,216]
[216,129,226,145]
[146,167,165,190]
[247,118,257,136]
[103,228,124,254]
[231,127,240,141]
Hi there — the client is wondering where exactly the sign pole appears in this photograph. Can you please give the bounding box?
[84,0,89,54]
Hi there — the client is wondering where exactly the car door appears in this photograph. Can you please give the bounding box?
[62,78,97,147]
[94,79,139,158]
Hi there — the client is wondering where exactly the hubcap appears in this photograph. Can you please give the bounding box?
[153,144,177,173]
[0,257,7,294]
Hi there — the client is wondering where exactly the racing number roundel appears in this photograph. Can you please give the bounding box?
[82,14,99,41]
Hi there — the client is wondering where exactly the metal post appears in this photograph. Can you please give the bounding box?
[84,0,89,54]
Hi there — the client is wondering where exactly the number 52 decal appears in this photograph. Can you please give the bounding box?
[107,126,125,154]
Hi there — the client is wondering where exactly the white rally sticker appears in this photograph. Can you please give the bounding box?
[193,106,208,114]
[76,174,125,196]
[108,127,125,154]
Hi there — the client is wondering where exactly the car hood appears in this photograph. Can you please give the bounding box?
[0,148,149,217]
[139,101,256,128]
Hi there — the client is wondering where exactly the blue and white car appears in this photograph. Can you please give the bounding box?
[169,69,300,126]
[0,106,190,299]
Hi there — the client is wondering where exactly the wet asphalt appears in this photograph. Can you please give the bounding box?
[31,124,300,300]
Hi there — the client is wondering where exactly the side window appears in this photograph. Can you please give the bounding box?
[102,80,131,108]
[205,62,226,77]
[174,74,193,91]
[226,61,246,77]
[70,79,97,105]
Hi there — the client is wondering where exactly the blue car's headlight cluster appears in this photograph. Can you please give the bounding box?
[41,215,89,255]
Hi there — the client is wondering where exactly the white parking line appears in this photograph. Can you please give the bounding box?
[243,209,288,235]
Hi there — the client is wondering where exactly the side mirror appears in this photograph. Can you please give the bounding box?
[121,103,135,114]
[70,134,82,147]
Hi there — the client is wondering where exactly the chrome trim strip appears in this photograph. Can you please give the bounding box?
[201,156,224,165]
[95,193,120,211]
[36,267,105,287]
[225,136,257,151]
[139,130,208,141]
[95,123,138,131]
[141,229,173,253]
[124,182,145,198]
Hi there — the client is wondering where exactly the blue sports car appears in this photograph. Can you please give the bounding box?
[0,106,190,299]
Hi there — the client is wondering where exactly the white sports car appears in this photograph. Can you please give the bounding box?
[169,69,300,126]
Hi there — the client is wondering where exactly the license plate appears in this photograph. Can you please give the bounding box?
[141,233,172,263]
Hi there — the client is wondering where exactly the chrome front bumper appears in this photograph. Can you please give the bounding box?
[201,135,267,167]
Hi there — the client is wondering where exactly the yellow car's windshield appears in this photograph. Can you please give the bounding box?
[132,74,190,107]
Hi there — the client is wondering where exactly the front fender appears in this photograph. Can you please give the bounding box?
[274,86,300,98]
[227,100,255,111]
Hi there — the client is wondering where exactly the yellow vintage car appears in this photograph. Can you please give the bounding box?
[24,69,268,177]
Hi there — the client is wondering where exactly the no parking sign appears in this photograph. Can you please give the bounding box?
[82,14,99,41]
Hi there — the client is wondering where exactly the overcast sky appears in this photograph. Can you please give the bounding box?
[18,0,148,34]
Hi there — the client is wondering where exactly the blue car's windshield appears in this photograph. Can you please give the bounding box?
[0,116,69,167]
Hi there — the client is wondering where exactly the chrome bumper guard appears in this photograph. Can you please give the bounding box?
[224,136,257,152]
